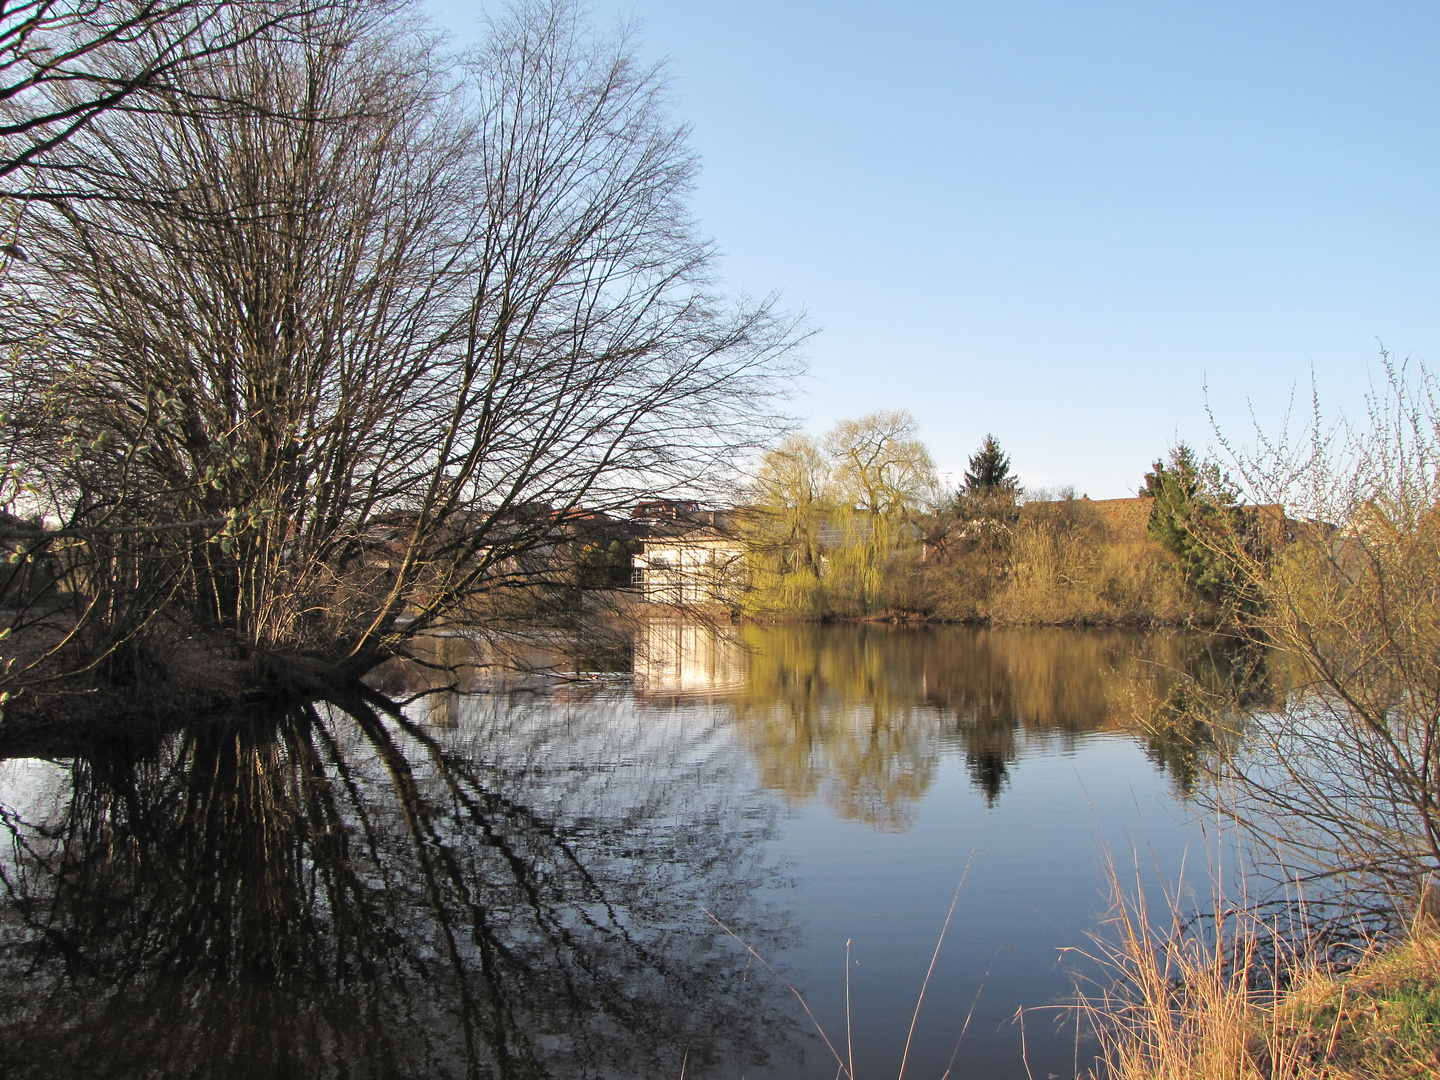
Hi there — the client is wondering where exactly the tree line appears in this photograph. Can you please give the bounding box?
[739,410,1243,624]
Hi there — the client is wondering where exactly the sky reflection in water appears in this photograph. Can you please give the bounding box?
[0,623,1253,1079]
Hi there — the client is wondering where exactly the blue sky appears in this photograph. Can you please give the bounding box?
[427,1,1440,498]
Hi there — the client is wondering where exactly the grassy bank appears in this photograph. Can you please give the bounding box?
[1085,896,1440,1080]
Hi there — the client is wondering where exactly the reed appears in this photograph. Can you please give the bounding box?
[703,857,979,1080]
[1074,857,1440,1080]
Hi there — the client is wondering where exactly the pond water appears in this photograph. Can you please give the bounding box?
[0,622,1252,1079]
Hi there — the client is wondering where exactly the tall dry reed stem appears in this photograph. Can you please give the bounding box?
[703,854,978,1080]
[1072,840,1396,1080]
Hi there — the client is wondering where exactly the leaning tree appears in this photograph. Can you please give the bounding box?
[0,0,800,696]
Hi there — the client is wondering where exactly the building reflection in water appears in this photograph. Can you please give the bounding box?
[634,617,746,700]
[632,619,1272,826]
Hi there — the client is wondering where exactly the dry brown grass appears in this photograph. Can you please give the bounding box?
[983,501,1200,627]
[1078,871,1440,1080]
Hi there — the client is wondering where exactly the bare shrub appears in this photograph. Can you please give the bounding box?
[1209,357,1440,907]
[984,495,1194,626]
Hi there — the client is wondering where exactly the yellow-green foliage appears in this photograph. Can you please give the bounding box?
[740,415,936,619]
[741,540,829,617]
[739,433,833,617]
[743,513,929,618]
[741,424,1208,624]
[818,509,929,615]
[746,494,1206,624]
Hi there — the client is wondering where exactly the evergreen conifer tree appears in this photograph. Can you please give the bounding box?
[952,434,1020,597]
[1141,444,1249,604]
[963,434,1017,493]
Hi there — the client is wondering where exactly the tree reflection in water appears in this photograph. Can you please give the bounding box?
[633,621,1268,826]
[0,690,788,1079]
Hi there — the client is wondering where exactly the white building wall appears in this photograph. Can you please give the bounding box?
[636,535,743,605]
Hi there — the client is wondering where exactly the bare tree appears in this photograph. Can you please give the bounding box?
[0,0,330,189]
[0,0,800,699]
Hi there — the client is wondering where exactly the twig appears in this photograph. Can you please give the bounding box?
[846,936,855,1080]
[939,955,994,1080]
[702,907,853,1080]
[897,851,975,1080]
[1017,1006,1035,1080]
[0,516,228,539]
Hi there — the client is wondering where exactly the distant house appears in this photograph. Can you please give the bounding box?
[632,504,744,605]
[356,503,646,593]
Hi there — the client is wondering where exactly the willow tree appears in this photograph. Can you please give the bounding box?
[741,434,833,615]
[823,409,937,612]
[738,411,936,617]
[0,0,799,695]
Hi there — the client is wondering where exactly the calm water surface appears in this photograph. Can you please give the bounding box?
[0,623,1245,1079]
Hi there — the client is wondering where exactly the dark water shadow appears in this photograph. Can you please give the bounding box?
[0,690,791,1079]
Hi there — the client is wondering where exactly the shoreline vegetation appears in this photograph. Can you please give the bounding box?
[0,1,1437,1076]
[1068,361,1440,1080]
[1083,869,1440,1080]
[708,859,1440,1080]
[727,419,1248,629]
[733,491,1215,629]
